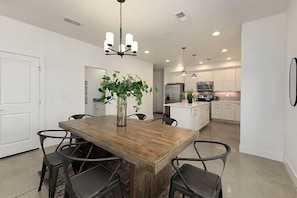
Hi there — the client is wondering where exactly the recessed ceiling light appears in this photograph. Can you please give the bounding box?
[226,57,231,60]
[212,31,220,36]
[222,49,228,52]
[199,61,203,64]
[144,50,149,54]
[165,59,170,62]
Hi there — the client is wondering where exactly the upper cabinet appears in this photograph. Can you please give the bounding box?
[167,72,185,84]
[166,67,241,92]
[197,70,213,81]
[185,70,213,91]
[213,68,240,91]
[184,71,198,91]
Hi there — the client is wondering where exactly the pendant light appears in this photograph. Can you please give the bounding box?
[104,0,138,58]
[191,54,197,78]
[181,47,187,76]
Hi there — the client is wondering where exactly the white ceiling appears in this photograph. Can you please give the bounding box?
[0,0,290,69]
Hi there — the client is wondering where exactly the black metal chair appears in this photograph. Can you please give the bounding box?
[68,114,94,120]
[151,114,178,126]
[169,140,231,198]
[68,114,94,143]
[37,130,81,198]
[127,113,146,120]
[58,142,123,198]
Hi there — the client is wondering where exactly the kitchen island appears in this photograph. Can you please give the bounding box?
[164,102,210,131]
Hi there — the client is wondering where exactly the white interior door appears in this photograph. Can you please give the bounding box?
[0,52,40,158]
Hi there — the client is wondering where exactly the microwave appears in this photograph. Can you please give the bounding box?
[197,81,214,92]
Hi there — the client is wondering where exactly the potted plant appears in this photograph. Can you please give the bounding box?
[98,71,152,126]
[187,90,194,103]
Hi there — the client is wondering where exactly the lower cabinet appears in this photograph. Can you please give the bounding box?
[170,103,210,131]
[198,104,209,129]
[93,102,106,116]
[211,101,240,122]
[191,108,199,130]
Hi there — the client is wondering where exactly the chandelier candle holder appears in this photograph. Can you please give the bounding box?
[104,0,138,58]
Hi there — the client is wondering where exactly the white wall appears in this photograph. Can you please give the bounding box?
[0,15,154,129]
[285,0,297,187]
[240,13,286,161]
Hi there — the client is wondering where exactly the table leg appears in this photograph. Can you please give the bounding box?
[130,163,172,198]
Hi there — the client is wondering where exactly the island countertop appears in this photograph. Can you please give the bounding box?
[163,101,209,108]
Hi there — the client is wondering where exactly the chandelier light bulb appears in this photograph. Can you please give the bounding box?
[104,0,138,58]
[106,32,114,46]
[125,33,133,47]
[104,40,110,53]
[132,41,138,53]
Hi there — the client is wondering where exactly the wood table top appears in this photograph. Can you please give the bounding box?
[59,115,198,174]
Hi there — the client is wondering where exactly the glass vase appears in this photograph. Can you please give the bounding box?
[117,95,127,127]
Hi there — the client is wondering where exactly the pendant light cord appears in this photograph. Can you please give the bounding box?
[119,2,123,52]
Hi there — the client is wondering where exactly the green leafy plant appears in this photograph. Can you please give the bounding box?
[187,90,194,100]
[98,71,153,112]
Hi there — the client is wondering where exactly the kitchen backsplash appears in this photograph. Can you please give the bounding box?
[213,91,241,101]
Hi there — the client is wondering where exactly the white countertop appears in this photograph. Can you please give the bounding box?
[163,101,209,108]
[211,101,240,104]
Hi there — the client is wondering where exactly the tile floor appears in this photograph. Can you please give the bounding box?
[0,120,296,198]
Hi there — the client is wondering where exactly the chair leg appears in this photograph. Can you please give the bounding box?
[38,163,46,191]
[116,182,123,198]
[48,167,60,198]
[64,190,69,198]
[168,183,175,198]
[218,188,223,198]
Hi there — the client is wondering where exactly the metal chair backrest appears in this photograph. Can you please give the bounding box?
[58,142,123,198]
[162,116,178,126]
[68,114,94,120]
[127,113,146,120]
[170,140,231,198]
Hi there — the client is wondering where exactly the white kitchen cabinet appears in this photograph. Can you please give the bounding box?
[198,104,209,129]
[191,107,199,130]
[93,102,106,116]
[165,102,210,131]
[167,72,185,84]
[224,69,236,91]
[211,101,240,122]
[234,103,241,121]
[213,68,237,91]
[167,73,175,83]
[211,102,222,119]
[213,70,224,91]
[197,70,213,81]
[222,103,234,120]
[185,72,198,91]
[174,73,185,83]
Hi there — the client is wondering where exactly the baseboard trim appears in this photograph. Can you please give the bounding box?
[284,157,297,189]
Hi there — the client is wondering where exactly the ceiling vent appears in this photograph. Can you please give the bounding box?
[64,17,83,26]
[175,11,188,22]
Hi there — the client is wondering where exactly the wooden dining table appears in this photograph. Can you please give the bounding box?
[59,115,198,198]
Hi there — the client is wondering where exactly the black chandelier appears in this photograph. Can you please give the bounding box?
[104,0,138,58]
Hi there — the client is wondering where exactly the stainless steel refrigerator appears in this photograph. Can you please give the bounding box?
[165,83,185,116]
